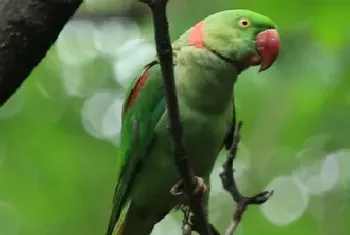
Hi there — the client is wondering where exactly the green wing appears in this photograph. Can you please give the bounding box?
[106,60,166,235]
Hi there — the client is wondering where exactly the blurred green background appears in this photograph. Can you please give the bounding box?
[1,0,350,235]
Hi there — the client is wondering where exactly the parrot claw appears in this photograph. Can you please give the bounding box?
[170,180,184,196]
[170,176,209,197]
[193,177,209,196]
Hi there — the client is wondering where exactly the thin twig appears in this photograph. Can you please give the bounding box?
[219,121,273,235]
[139,0,213,234]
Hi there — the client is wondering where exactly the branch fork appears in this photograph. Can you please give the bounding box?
[219,121,273,235]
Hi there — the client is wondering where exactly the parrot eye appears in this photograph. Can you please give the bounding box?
[238,18,251,28]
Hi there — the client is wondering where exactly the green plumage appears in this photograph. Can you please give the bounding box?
[106,9,278,235]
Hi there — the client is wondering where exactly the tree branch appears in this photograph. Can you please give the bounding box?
[219,121,273,235]
[0,0,83,106]
[139,0,213,234]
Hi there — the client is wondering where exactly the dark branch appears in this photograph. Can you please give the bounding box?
[0,0,83,106]
[139,0,213,234]
[219,121,273,235]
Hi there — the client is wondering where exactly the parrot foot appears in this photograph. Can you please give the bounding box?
[170,176,208,197]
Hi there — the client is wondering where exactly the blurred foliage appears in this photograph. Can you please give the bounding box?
[1,0,350,235]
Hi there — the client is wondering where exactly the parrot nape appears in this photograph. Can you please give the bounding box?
[106,9,280,235]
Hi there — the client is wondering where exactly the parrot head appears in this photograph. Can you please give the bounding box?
[188,9,280,72]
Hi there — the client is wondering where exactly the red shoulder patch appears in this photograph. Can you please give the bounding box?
[122,68,151,116]
[189,21,205,48]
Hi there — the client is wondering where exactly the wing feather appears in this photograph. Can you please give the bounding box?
[106,60,166,235]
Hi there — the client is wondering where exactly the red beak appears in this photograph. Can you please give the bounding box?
[255,29,280,72]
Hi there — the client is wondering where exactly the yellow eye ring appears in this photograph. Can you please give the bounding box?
[238,18,251,28]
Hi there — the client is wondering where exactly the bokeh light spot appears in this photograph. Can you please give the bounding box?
[292,154,339,195]
[61,60,111,98]
[94,18,141,56]
[57,20,98,65]
[328,149,350,189]
[81,90,124,142]
[261,175,309,226]
[113,39,155,88]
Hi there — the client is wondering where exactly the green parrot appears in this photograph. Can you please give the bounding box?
[106,9,280,235]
